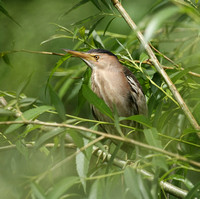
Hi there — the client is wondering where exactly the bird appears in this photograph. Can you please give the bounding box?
[64,49,147,138]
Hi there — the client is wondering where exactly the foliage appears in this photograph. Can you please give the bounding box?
[0,0,200,198]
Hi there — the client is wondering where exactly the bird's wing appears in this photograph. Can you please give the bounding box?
[123,66,148,116]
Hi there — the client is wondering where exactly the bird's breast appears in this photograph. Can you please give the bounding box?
[91,69,131,116]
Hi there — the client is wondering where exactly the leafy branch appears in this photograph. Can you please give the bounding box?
[111,0,200,132]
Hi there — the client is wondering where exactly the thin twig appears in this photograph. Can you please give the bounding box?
[111,0,200,132]
[1,120,200,168]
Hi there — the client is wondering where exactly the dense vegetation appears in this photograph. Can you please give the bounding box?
[0,0,200,198]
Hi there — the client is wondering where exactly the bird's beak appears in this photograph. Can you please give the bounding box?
[63,49,95,61]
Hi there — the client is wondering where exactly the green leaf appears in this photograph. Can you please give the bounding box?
[103,17,115,36]
[88,179,105,199]
[81,84,113,119]
[5,105,52,134]
[2,54,13,67]
[35,128,65,149]
[76,138,92,192]
[47,176,79,199]
[69,130,84,149]
[49,86,66,121]
[90,0,102,11]
[170,68,190,84]
[31,183,46,199]
[0,4,21,27]
[63,0,89,16]
[185,181,200,199]
[40,34,73,45]
[143,128,162,148]
[139,52,149,63]
[0,108,15,116]
[120,115,152,128]
[124,167,153,199]
[144,128,168,171]
[144,6,179,42]
[45,54,70,93]
[16,74,32,99]
[167,174,194,190]
[87,17,105,39]
[15,140,28,159]
[92,30,105,49]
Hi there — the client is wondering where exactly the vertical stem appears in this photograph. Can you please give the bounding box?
[111,0,200,132]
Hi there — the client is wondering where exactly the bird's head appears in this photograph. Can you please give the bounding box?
[63,49,121,71]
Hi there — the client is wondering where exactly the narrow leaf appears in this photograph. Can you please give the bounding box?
[35,128,65,149]
[144,6,179,42]
[45,53,70,93]
[124,167,142,199]
[185,181,200,199]
[63,0,89,16]
[120,115,152,128]
[47,176,79,199]
[5,105,52,134]
[87,17,105,38]
[49,86,66,121]
[16,74,32,99]
[143,128,162,148]
[31,183,46,199]
[81,84,113,119]
[76,139,92,192]
[103,17,115,36]
[0,5,21,27]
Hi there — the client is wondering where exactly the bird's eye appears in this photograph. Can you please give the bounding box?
[94,55,99,61]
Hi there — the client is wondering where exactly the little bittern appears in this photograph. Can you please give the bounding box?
[64,49,147,137]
